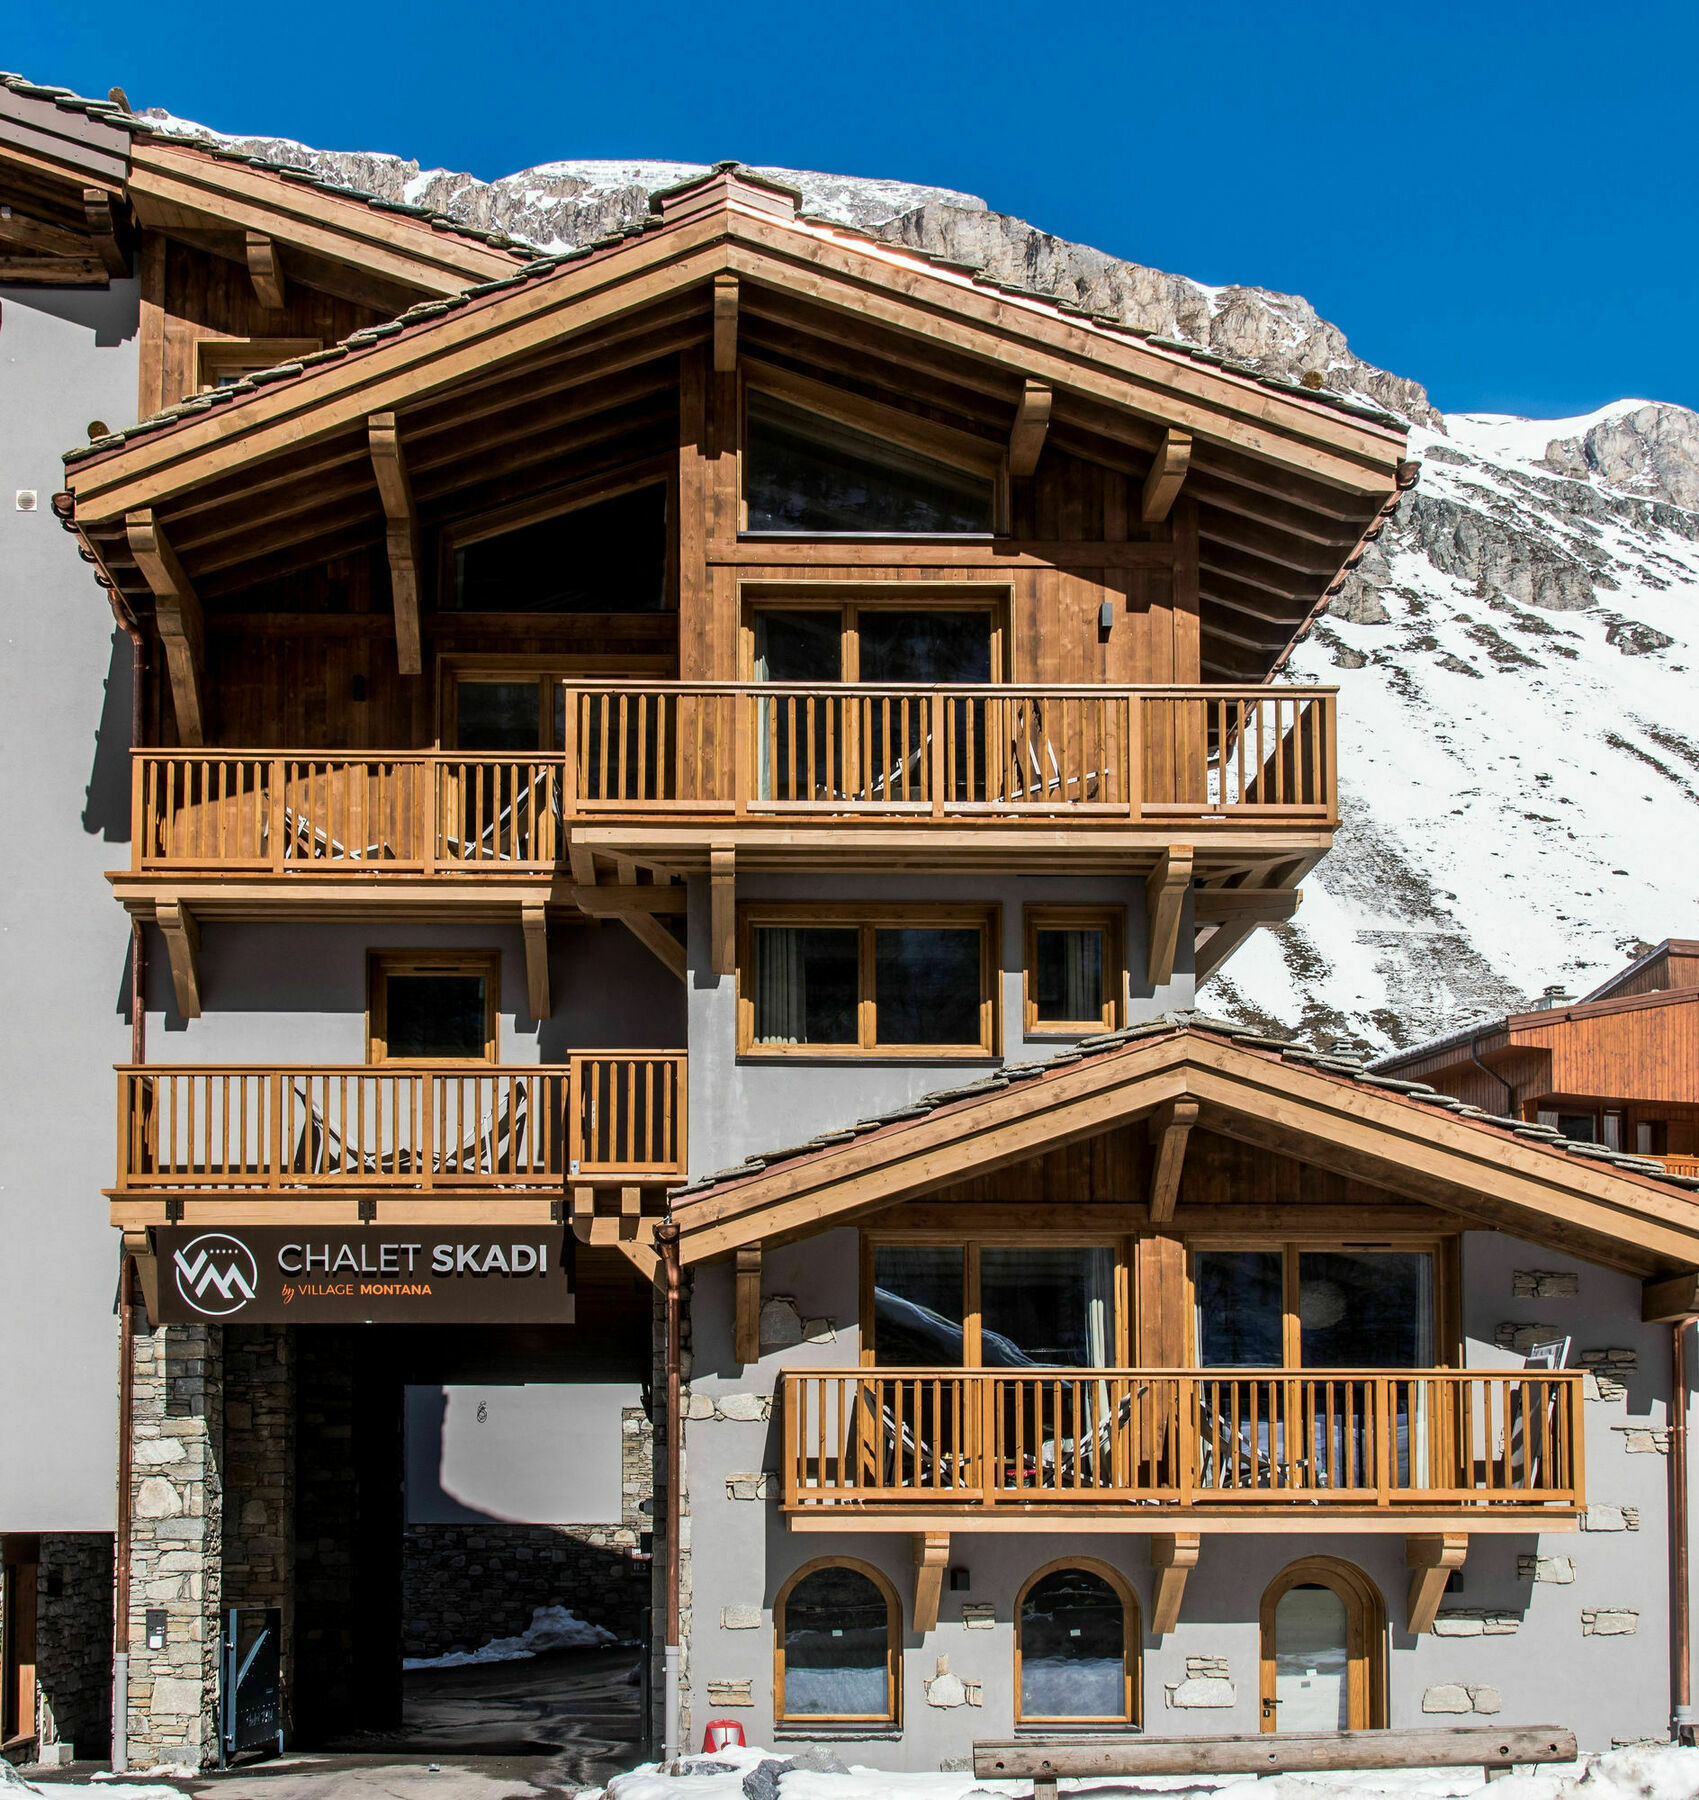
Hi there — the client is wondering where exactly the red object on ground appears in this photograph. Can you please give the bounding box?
[702,1719,747,1752]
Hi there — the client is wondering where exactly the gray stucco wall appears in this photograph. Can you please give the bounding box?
[679,1225,1684,1761]
[685,871,1195,1178]
[0,281,140,1529]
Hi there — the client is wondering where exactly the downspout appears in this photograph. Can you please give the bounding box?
[1673,1318,1694,1744]
[1468,1033,1516,1117]
[656,1222,684,1762]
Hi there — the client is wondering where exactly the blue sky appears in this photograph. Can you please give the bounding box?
[14,0,1695,418]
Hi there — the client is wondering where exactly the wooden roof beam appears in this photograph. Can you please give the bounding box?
[125,509,204,744]
[82,187,130,279]
[1141,428,1192,522]
[244,230,286,310]
[367,412,423,676]
[1148,1097,1199,1224]
[1146,845,1195,987]
[1008,380,1052,478]
[713,273,739,373]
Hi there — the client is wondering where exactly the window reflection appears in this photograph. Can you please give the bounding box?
[781,1565,891,1719]
[1019,1568,1127,1720]
[872,1247,964,1367]
[1300,1252,1433,1367]
[1195,1250,1283,1366]
[981,1247,1113,1368]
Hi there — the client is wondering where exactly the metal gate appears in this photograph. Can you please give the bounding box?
[219,1607,283,1766]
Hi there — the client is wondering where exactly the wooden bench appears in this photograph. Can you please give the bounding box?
[975,1726,1579,1799]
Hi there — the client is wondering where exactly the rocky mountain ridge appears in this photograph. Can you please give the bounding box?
[143,119,1699,1048]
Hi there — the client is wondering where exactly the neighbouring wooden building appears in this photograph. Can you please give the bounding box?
[4,66,1699,1775]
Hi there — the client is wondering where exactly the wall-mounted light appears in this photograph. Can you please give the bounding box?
[949,1566,971,1592]
[1098,598,1114,635]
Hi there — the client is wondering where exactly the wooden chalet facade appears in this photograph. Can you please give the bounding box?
[4,68,1699,1773]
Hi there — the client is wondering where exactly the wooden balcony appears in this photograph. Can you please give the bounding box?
[781,1368,1584,1533]
[1650,1153,1699,1180]
[120,684,1335,894]
[109,1053,685,1227]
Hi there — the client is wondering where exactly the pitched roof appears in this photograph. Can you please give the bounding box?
[665,1014,1699,1274]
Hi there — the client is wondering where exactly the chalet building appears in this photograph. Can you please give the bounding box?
[1373,941,1699,1178]
[4,67,1699,1774]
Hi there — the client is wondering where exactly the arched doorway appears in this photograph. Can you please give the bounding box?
[1014,1559,1140,1726]
[1258,1557,1385,1732]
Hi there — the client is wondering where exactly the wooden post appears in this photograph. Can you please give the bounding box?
[368,413,423,676]
[1147,1097,1199,1224]
[1008,380,1052,478]
[244,230,286,309]
[712,274,739,373]
[125,511,204,746]
[710,843,736,977]
[1145,845,1194,988]
[913,1531,950,1634]
[522,901,551,1020]
[930,692,947,816]
[1406,1533,1468,1634]
[1150,1532,1200,1636]
[1141,428,1193,522]
[734,1246,763,1366]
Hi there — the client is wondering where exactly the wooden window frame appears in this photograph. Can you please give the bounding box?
[1258,1556,1386,1732]
[859,1230,1133,1369]
[436,461,678,618]
[736,903,1000,1060]
[438,654,677,749]
[1184,1238,1460,1370]
[741,360,1009,537]
[367,950,500,1065]
[773,1556,902,1727]
[738,584,1011,684]
[195,336,322,393]
[1014,1557,1141,1728]
[1023,905,1126,1037]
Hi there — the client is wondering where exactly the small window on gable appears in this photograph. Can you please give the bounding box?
[450,483,668,613]
[745,389,996,536]
[195,337,322,395]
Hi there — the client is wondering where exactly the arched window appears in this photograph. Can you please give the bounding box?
[1015,1560,1139,1725]
[774,1559,901,1724]
[1258,1557,1385,1733]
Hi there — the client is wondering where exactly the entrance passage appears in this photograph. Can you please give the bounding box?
[1258,1557,1385,1732]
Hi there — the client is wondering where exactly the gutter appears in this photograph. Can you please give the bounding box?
[1468,1032,1516,1117]
[655,1222,683,1761]
[1674,1319,1694,1744]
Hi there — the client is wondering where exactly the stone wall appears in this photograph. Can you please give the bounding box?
[36,1532,114,1759]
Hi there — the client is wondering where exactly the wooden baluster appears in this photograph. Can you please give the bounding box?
[929,692,946,818]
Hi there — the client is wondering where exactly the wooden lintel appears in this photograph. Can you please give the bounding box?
[1141,428,1193,522]
[1008,380,1052,478]
[125,510,205,746]
[243,229,287,310]
[735,1245,763,1365]
[1405,1532,1468,1634]
[1643,1270,1699,1322]
[1145,845,1195,987]
[521,901,551,1020]
[1147,1097,1199,1224]
[81,186,128,278]
[368,412,422,675]
[710,843,736,977]
[913,1531,950,1634]
[621,911,687,982]
[156,899,202,1020]
[713,273,739,373]
[1150,1532,1199,1636]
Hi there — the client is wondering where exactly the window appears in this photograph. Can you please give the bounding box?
[739,907,997,1057]
[1259,1558,1385,1732]
[368,952,498,1063]
[1024,907,1124,1035]
[1016,1562,1139,1725]
[745,386,998,536]
[749,599,1000,684]
[869,1241,1121,1368]
[775,1561,900,1724]
[448,482,669,613]
[1193,1246,1436,1368]
[195,337,321,393]
[1637,1120,1669,1156]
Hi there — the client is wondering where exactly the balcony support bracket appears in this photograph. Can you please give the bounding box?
[123,1228,160,1322]
[522,901,551,1020]
[1150,1532,1200,1636]
[156,899,202,1020]
[735,1246,762,1365]
[1147,1098,1199,1225]
[1145,845,1195,987]
[711,844,736,977]
[913,1531,950,1634]
[621,912,687,984]
[125,510,204,747]
[1406,1532,1468,1634]
[368,412,423,676]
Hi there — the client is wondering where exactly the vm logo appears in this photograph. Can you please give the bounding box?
[173,1233,259,1317]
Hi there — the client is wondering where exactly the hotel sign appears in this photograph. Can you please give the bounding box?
[153,1227,573,1324]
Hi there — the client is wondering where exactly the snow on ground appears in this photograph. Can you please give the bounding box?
[401,1603,614,1669]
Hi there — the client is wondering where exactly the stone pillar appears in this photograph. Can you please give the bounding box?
[124,1321,223,1768]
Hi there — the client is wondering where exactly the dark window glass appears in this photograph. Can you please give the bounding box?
[1299,1251,1433,1367]
[980,1247,1114,1368]
[1019,1568,1126,1719]
[746,391,994,535]
[782,1567,890,1718]
[751,927,859,1045]
[858,610,992,683]
[1035,928,1105,1023]
[873,1246,964,1366]
[384,974,486,1060]
[451,484,667,613]
[874,928,981,1045]
[456,681,541,751]
[1556,1112,1597,1143]
[1195,1250,1283,1366]
[753,610,843,682]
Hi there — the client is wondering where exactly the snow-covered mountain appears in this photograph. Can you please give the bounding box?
[142,120,1699,1049]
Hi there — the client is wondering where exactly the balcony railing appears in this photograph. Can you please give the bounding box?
[1649,1153,1699,1180]
[129,685,1335,872]
[782,1369,1583,1514]
[114,1053,686,1192]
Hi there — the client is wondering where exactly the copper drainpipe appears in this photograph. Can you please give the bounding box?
[1673,1318,1694,1743]
[655,1222,683,1760]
